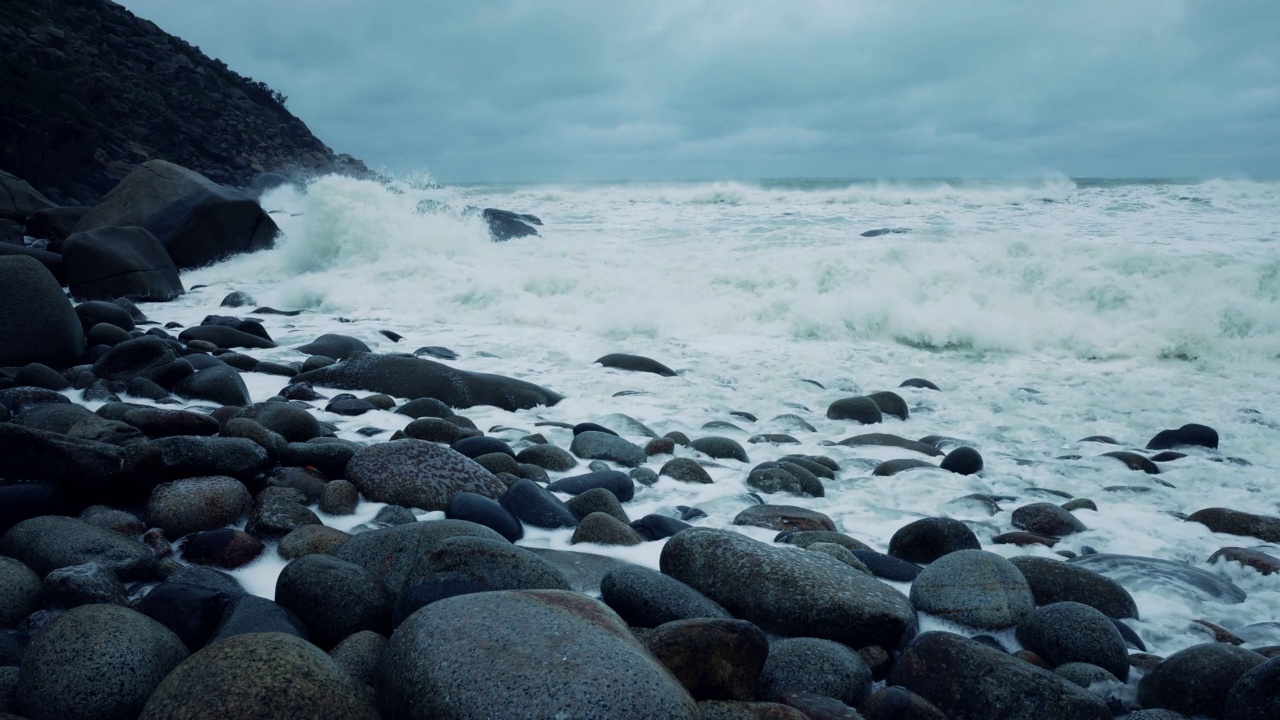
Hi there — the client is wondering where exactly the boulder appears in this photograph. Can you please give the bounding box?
[1225,656,1280,720]
[294,352,563,411]
[757,637,872,706]
[244,487,321,540]
[600,564,731,628]
[866,390,909,420]
[1008,556,1138,619]
[379,590,700,719]
[0,171,55,221]
[278,525,352,559]
[206,596,309,645]
[483,207,541,241]
[62,226,184,301]
[0,422,125,493]
[596,353,677,376]
[0,515,154,580]
[0,557,41,626]
[888,517,981,564]
[146,476,253,539]
[890,631,1110,719]
[570,430,647,467]
[1015,602,1130,681]
[0,256,85,367]
[515,443,579,471]
[346,439,506,511]
[233,401,322,443]
[275,554,392,649]
[910,550,1035,629]
[73,160,279,270]
[661,528,916,649]
[1138,643,1266,718]
[331,519,508,592]
[643,618,768,701]
[138,632,379,720]
[571,512,645,546]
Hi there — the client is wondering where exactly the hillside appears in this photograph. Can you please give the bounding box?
[0,0,366,205]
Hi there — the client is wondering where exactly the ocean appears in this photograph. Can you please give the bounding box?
[149,174,1280,658]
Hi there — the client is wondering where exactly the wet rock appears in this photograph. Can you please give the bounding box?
[632,514,694,541]
[332,519,507,592]
[866,390,909,421]
[596,353,677,376]
[294,352,564,411]
[275,554,392,649]
[757,637,872,706]
[661,457,715,484]
[296,333,371,358]
[1224,655,1280,720]
[941,446,983,474]
[837,433,944,456]
[148,435,269,482]
[1012,502,1086,536]
[328,630,387,687]
[1068,553,1247,604]
[565,487,630,524]
[571,512,645,546]
[873,458,936,476]
[826,397,883,424]
[515,443,579,471]
[698,701,809,719]
[278,439,358,478]
[233,401,322,443]
[0,557,40,626]
[345,439,505,511]
[861,686,948,720]
[1016,601,1130,681]
[0,515,154,580]
[600,564,731,628]
[661,528,916,649]
[40,562,128,609]
[317,478,360,515]
[483,208,542,241]
[1146,423,1219,450]
[1209,546,1280,575]
[206,595,309,645]
[644,618,768,701]
[570,430,647,467]
[899,378,941,391]
[277,525,351,559]
[776,531,871,553]
[549,469,636,502]
[1138,643,1266,718]
[64,226,184,302]
[180,528,266,568]
[500,478,579,529]
[888,517,981,564]
[132,582,236,652]
[1009,556,1139,619]
[0,256,85,368]
[1188,507,1280,543]
[0,422,126,493]
[146,476,252,538]
[380,589,699,718]
[891,631,1110,719]
[910,549,1035,629]
[446,491,524,541]
[138,632,378,720]
[691,436,749,463]
[16,604,188,720]
[733,504,835,532]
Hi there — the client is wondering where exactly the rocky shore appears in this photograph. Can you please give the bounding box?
[0,159,1277,719]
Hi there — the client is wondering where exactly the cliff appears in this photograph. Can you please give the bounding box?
[0,0,367,206]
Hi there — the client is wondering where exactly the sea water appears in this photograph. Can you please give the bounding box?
[147,174,1280,657]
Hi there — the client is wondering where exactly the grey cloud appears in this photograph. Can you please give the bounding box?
[119,0,1279,181]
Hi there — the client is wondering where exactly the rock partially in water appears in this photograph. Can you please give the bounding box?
[1008,556,1139,619]
[1138,643,1266,718]
[1067,553,1248,604]
[595,353,677,377]
[1187,507,1280,543]
[910,550,1035,630]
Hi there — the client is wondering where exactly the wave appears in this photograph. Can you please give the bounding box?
[189,173,1280,365]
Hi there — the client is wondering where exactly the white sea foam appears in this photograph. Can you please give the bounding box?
[151,174,1280,661]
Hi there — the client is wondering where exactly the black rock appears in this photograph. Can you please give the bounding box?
[0,256,86,368]
[207,595,309,645]
[482,207,542,241]
[149,435,269,482]
[132,582,233,652]
[1016,601,1130,681]
[1008,556,1139,620]
[850,549,922,582]
[548,470,636,502]
[826,396,883,424]
[899,377,941,391]
[446,492,524,541]
[1224,656,1280,720]
[690,436,749,463]
[63,226,184,301]
[888,517,981,564]
[1138,643,1266,718]
[275,554,392,650]
[74,300,136,334]
[296,333,371,358]
[632,514,694,541]
[595,353,677,376]
[220,291,255,307]
[1146,423,1219,450]
[452,435,516,459]
[175,364,251,406]
[941,446,984,475]
[600,565,731,628]
[866,390,909,421]
[500,478,580,529]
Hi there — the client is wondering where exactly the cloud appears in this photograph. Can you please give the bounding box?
[118,0,1280,181]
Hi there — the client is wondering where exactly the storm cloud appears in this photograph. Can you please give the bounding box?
[118,0,1279,181]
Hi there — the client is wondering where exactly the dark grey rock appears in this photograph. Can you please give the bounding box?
[910,549,1035,629]
[296,333,371,358]
[277,525,352,560]
[0,515,154,580]
[150,435,269,481]
[1146,423,1218,450]
[275,554,392,650]
[320,479,360,515]
[180,528,266,569]
[661,528,915,649]
[294,352,563,411]
[571,512,645,546]
[1054,662,1120,688]
[146,476,252,539]
[514,443,579,471]
[890,631,1110,720]
[888,517,981,564]
[775,531,871,553]
[0,256,85,368]
[757,637,872,706]
[0,557,40,626]
[660,457,714,484]
[14,363,71,391]
[174,363,252,406]
[600,564,731,628]
[570,430,647,467]
[691,436,749,463]
[134,581,236,652]
[1224,656,1280,720]
[549,470,636,502]
[500,478,579,529]
[233,401,321,443]
[1016,602,1130,681]
[595,353,676,376]
[1139,643,1266,718]
[329,630,387,687]
[40,562,128,609]
[16,604,187,720]
[862,686,948,720]
[379,589,700,719]
[1012,503,1086,536]
[346,439,506,511]
[446,491,524,541]
[1187,507,1280,543]
[941,446,983,474]
[733,505,835,532]
[644,618,768,702]
[245,487,321,540]
[565,487,630,525]
[1008,556,1139,619]
[207,596,309,645]
[826,397,882,424]
[332,519,507,592]
[138,632,378,720]
[394,396,455,419]
[279,440,357,478]
[866,390,909,421]
[64,226,184,301]
[1067,553,1247,604]
[402,416,479,444]
[0,422,125,492]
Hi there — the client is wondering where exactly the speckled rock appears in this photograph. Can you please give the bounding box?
[890,631,1110,720]
[1016,602,1129,681]
[698,701,809,720]
[332,519,508,593]
[245,487,321,540]
[0,557,40,626]
[1008,556,1139,619]
[346,439,506,511]
[138,632,379,720]
[233,401,322,443]
[600,564,732,628]
[910,549,1035,629]
[402,417,479,444]
[1012,503,1086,536]
[1188,507,1280,543]
[329,630,387,687]
[1054,662,1121,688]
[16,605,188,720]
[275,554,391,650]
[1138,643,1266,718]
[40,562,128,609]
[888,517,981,564]
[378,590,700,719]
[661,457,715,484]
[0,516,155,580]
[565,487,630,524]
[733,505,835,532]
[548,470,637,502]
[757,637,872,706]
[319,479,360,515]
[1224,655,1280,720]
[661,528,916,649]
[570,430,647,467]
[775,531,871,553]
[806,543,872,574]
[644,618,768,701]
[514,443,579,471]
[147,476,252,539]
[277,525,351,559]
[571,512,645,546]
[149,436,269,482]
[747,463,824,496]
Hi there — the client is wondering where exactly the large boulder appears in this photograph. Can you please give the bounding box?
[275,554,392,650]
[600,564,732,628]
[0,256,85,367]
[0,170,55,221]
[660,528,916,649]
[1225,656,1280,720]
[73,160,279,270]
[0,422,125,493]
[0,515,155,580]
[379,589,700,719]
[1138,643,1267,718]
[138,632,379,719]
[1008,556,1139,619]
[294,352,563,411]
[346,439,507,512]
[16,604,188,720]
[146,477,253,539]
[910,549,1035,629]
[62,226,185,301]
[890,631,1110,719]
[331,519,508,592]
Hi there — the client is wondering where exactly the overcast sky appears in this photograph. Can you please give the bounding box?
[118,0,1278,182]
